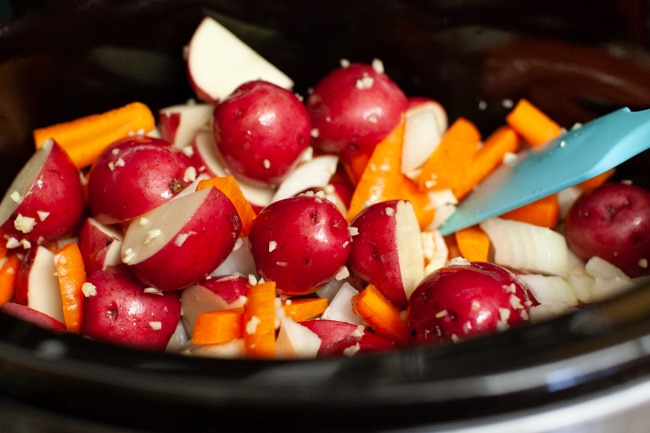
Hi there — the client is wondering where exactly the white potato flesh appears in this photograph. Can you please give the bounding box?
[271,154,338,203]
[395,200,425,299]
[24,246,65,324]
[159,102,213,149]
[401,100,447,178]
[275,317,321,359]
[180,284,230,335]
[187,16,293,101]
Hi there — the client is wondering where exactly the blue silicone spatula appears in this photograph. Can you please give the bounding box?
[438,107,650,236]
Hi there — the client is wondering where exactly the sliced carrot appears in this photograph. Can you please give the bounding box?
[53,242,87,333]
[505,99,562,147]
[453,125,520,200]
[33,101,155,169]
[347,119,436,228]
[352,284,409,346]
[418,117,481,192]
[578,168,616,190]
[342,150,373,186]
[0,254,21,307]
[454,226,490,262]
[243,281,277,358]
[196,176,256,236]
[192,308,244,345]
[282,297,328,322]
[501,193,560,228]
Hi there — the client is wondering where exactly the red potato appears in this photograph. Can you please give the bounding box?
[564,182,650,278]
[121,187,241,291]
[77,217,123,275]
[158,103,213,149]
[248,195,351,296]
[348,200,425,310]
[13,245,65,324]
[271,155,339,203]
[81,265,181,350]
[0,139,84,245]
[186,16,293,103]
[1,302,66,332]
[306,61,408,162]
[180,275,251,335]
[86,136,194,225]
[300,319,395,356]
[213,80,311,185]
[407,261,533,345]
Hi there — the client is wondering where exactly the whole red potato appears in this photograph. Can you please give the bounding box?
[306,61,407,161]
[81,266,182,350]
[213,80,311,185]
[564,182,650,277]
[407,261,532,345]
[248,195,351,296]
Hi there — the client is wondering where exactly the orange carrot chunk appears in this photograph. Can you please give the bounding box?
[455,226,490,262]
[453,125,520,200]
[501,193,560,228]
[33,101,156,169]
[418,117,481,192]
[578,168,616,190]
[243,281,277,358]
[53,242,87,333]
[196,176,257,236]
[0,254,20,307]
[347,119,436,228]
[192,308,245,345]
[505,98,562,147]
[352,284,409,346]
[282,297,328,322]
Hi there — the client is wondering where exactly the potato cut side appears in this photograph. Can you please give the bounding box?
[395,200,425,299]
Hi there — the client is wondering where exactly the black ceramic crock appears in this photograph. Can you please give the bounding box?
[1,1,650,432]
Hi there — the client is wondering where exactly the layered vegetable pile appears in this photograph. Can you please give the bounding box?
[0,17,648,359]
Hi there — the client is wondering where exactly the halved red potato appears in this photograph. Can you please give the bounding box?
[248,195,352,296]
[348,200,425,310]
[77,217,123,275]
[0,139,84,245]
[81,265,181,350]
[185,16,293,103]
[86,136,194,225]
[121,188,241,291]
[1,302,66,332]
[299,319,395,356]
[158,102,213,149]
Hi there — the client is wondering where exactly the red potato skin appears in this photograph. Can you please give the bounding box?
[300,319,395,356]
[86,136,193,225]
[127,188,242,291]
[564,182,650,278]
[348,200,408,310]
[407,262,532,345]
[248,195,351,296]
[306,63,408,161]
[78,217,122,276]
[81,266,181,350]
[213,80,311,185]
[1,140,84,243]
[1,302,66,332]
[199,275,251,304]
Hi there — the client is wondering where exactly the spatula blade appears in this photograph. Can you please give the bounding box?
[438,107,650,236]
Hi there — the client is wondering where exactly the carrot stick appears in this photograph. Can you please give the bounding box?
[53,242,87,333]
[505,99,562,147]
[192,308,244,345]
[352,284,409,346]
[347,120,436,228]
[453,125,520,200]
[0,254,20,307]
[418,117,480,192]
[33,101,155,169]
[578,168,616,190]
[282,297,328,322]
[196,176,257,236]
[243,281,277,358]
[501,193,560,228]
[454,226,490,262]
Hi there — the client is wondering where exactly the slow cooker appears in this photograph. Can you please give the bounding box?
[1,1,650,432]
